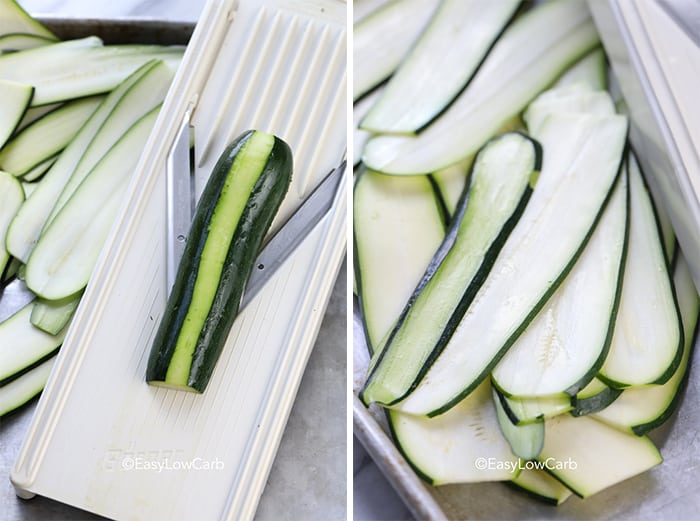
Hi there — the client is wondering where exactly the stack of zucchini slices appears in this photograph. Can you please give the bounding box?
[354,0,698,505]
[0,0,183,416]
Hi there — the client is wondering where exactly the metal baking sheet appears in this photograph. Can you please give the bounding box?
[353,298,700,520]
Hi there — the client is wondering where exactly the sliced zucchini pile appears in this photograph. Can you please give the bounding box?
[355,0,698,504]
[0,0,183,416]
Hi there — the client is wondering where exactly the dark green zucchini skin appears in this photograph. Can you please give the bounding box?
[146,130,292,393]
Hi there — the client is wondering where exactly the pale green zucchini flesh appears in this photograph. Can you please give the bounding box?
[387,111,627,417]
[390,380,520,485]
[362,0,599,174]
[0,78,33,148]
[598,153,683,387]
[0,302,65,385]
[360,0,522,134]
[6,59,174,264]
[361,132,540,408]
[0,171,24,275]
[593,252,699,434]
[510,468,572,505]
[0,355,56,417]
[492,162,628,398]
[493,387,544,461]
[0,95,102,176]
[354,170,445,346]
[25,106,161,299]
[539,414,661,498]
[353,0,440,100]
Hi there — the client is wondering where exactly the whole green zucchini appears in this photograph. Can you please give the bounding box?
[147,129,292,393]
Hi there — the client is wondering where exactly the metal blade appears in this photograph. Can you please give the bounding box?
[0,279,35,322]
[240,159,346,309]
[165,108,194,293]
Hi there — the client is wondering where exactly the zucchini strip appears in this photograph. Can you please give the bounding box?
[598,154,683,387]
[354,170,445,346]
[0,0,57,40]
[389,380,520,485]
[493,387,544,461]
[0,171,24,275]
[0,32,54,52]
[0,78,33,148]
[147,130,292,393]
[31,291,82,336]
[386,112,627,416]
[510,468,572,505]
[0,302,65,386]
[360,0,522,134]
[353,0,440,100]
[25,106,161,299]
[353,87,383,167]
[0,96,102,176]
[491,165,628,397]
[502,394,572,425]
[362,0,599,174]
[21,155,57,182]
[0,37,183,105]
[554,47,607,90]
[0,355,55,417]
[593,252,699,434]
[539,415,661,498]
[6,59,174,263]
[361,132,540,408]
[570,378,621,417]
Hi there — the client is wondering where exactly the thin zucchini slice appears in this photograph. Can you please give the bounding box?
[0,171,24,275]
[523,85,616,137]
[25,106,161,299]
[554,47,607,90]
[430,158,472,217]
[362,0,599,174]
[539,414,661,498]
[15,102,62,132]
[353,87,383,166]
[0,78,33,148]
[0,32,54,53]
[354,170,445,346]
[389,380,520,485]
[361,132,540,408]
[31,292,82,336]
[21,155,57,182]
[598,154,683,387]
[360,0,522,134]
[44,61,175,229]
[510,468,572,505]
[0,96,102,177]
[593,252,699,434]
[502,394,572,425]
[570,378,621,417]
[493,387,544,461]
[353,0,394,23]
[379,112,626,416]
[492,164,628,397]
[0,355,55,417]
[0,302,65,385]
[6,59,174,263]
[146,130,293,393]
[353,0,440,100]
[0,37,183,105]
[0,0,57,40]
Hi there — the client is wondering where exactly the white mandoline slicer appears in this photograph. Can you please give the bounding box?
[10,0,347,519]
